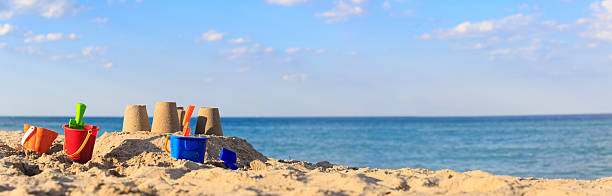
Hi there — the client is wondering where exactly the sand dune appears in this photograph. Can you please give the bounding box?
[0,130,610,195]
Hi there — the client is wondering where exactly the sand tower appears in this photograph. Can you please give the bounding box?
[177,107,185,131]
[151,102,180,133]
[122,105,151,132]
[195,107,223,135]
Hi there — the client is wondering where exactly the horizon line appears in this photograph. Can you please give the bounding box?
[1,112,611,118]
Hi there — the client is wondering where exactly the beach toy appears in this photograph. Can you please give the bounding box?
[69,103,86,130]
[63,124,99,164]
[182,105,195,136]
[177,107,185,131]
[151,102,180,133]
[122,105,151,132]
[219,148,238,170]
[21,124,58,154]
[164,134,209,163]
[195,107,223,135]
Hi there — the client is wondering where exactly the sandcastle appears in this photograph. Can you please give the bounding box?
[123,103,224,135]
[195,107,223,136]
[119,103,228,165]
[151,102,180,133]
[122,105,151,132]
[177,107,185,131]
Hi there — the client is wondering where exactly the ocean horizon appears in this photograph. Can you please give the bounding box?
[3,112,612,118]
[1,114,611,180]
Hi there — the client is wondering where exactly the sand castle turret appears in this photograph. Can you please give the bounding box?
[177,107,185,131]
[151,102,180,133]
[122,105,151,132]
[195,107,223,135]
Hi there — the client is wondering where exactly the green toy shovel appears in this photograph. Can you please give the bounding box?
[69,103,87,129]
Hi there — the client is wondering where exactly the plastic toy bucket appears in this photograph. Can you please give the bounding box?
[62,124,99,164]
[22,124,58,154]
[164,134,209,163]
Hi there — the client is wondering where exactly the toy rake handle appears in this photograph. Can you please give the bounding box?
[182,105,195,136]
[75,103,87,123]
[183,105,195,126]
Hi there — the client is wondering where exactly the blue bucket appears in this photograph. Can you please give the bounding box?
[164,134,210,163]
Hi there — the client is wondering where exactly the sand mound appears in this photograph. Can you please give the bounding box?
[91,132,267,170]
[0,130,611,195]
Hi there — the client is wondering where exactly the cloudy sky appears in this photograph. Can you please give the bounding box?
[1,0,612,117]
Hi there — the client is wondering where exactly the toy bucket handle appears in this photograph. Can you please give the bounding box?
[164,135,171,154]
[63,130,93,158]
[21,126,37,146]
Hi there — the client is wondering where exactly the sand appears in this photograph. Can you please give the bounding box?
[122,105,151,132]
[151,102,179,133]
[195,107,223,136]
[0,130,611,195]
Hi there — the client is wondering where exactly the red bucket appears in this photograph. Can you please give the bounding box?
[62,124,99,164]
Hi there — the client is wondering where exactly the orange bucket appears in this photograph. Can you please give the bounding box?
[22,124,59,154]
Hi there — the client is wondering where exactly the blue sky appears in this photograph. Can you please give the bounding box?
[1,0,612,117]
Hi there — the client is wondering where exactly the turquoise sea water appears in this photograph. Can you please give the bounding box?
[0,115,611,180]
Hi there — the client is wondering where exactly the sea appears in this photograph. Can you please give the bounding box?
[0,115,611,180]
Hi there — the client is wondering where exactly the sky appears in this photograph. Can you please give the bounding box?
[1,0,612,117]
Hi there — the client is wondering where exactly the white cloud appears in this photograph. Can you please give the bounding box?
[285,47,300,53]
[104,62,113,68]
[0,23,13,35]
[68,33,77,40]
[0,42,6,48]
[421,13,571,61]
[315,0,365,23]
[197,30,226,42]
[0,11,14,20]
[424,14,566,39]
[229,37,250,44]
[226,47,248,58]
[264,47,274,53]
[472,43,485,50]
[82,46,107,56]
[16,45,42,55]
[267,0,307,6]
[220,44,273,59]
[452,43,487,50]
[1,0,85,20]
[90,17,108,23]
[382,1,390,9]
[281,73,308,81]
[419,33,431,40]
[586,42,599,48]
[486,39,559,61]
[24,32,77,43]
[49,54,75,61]
[314,49,326,54]
[581,0,612,41]
[346,51,358,55]
[24,33,61,43]
[419,33,431,39]
[576,18,589,24]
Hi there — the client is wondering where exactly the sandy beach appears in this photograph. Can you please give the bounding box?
[0,130,610,195]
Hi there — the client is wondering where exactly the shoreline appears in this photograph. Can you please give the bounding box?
[0,130,611,195]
